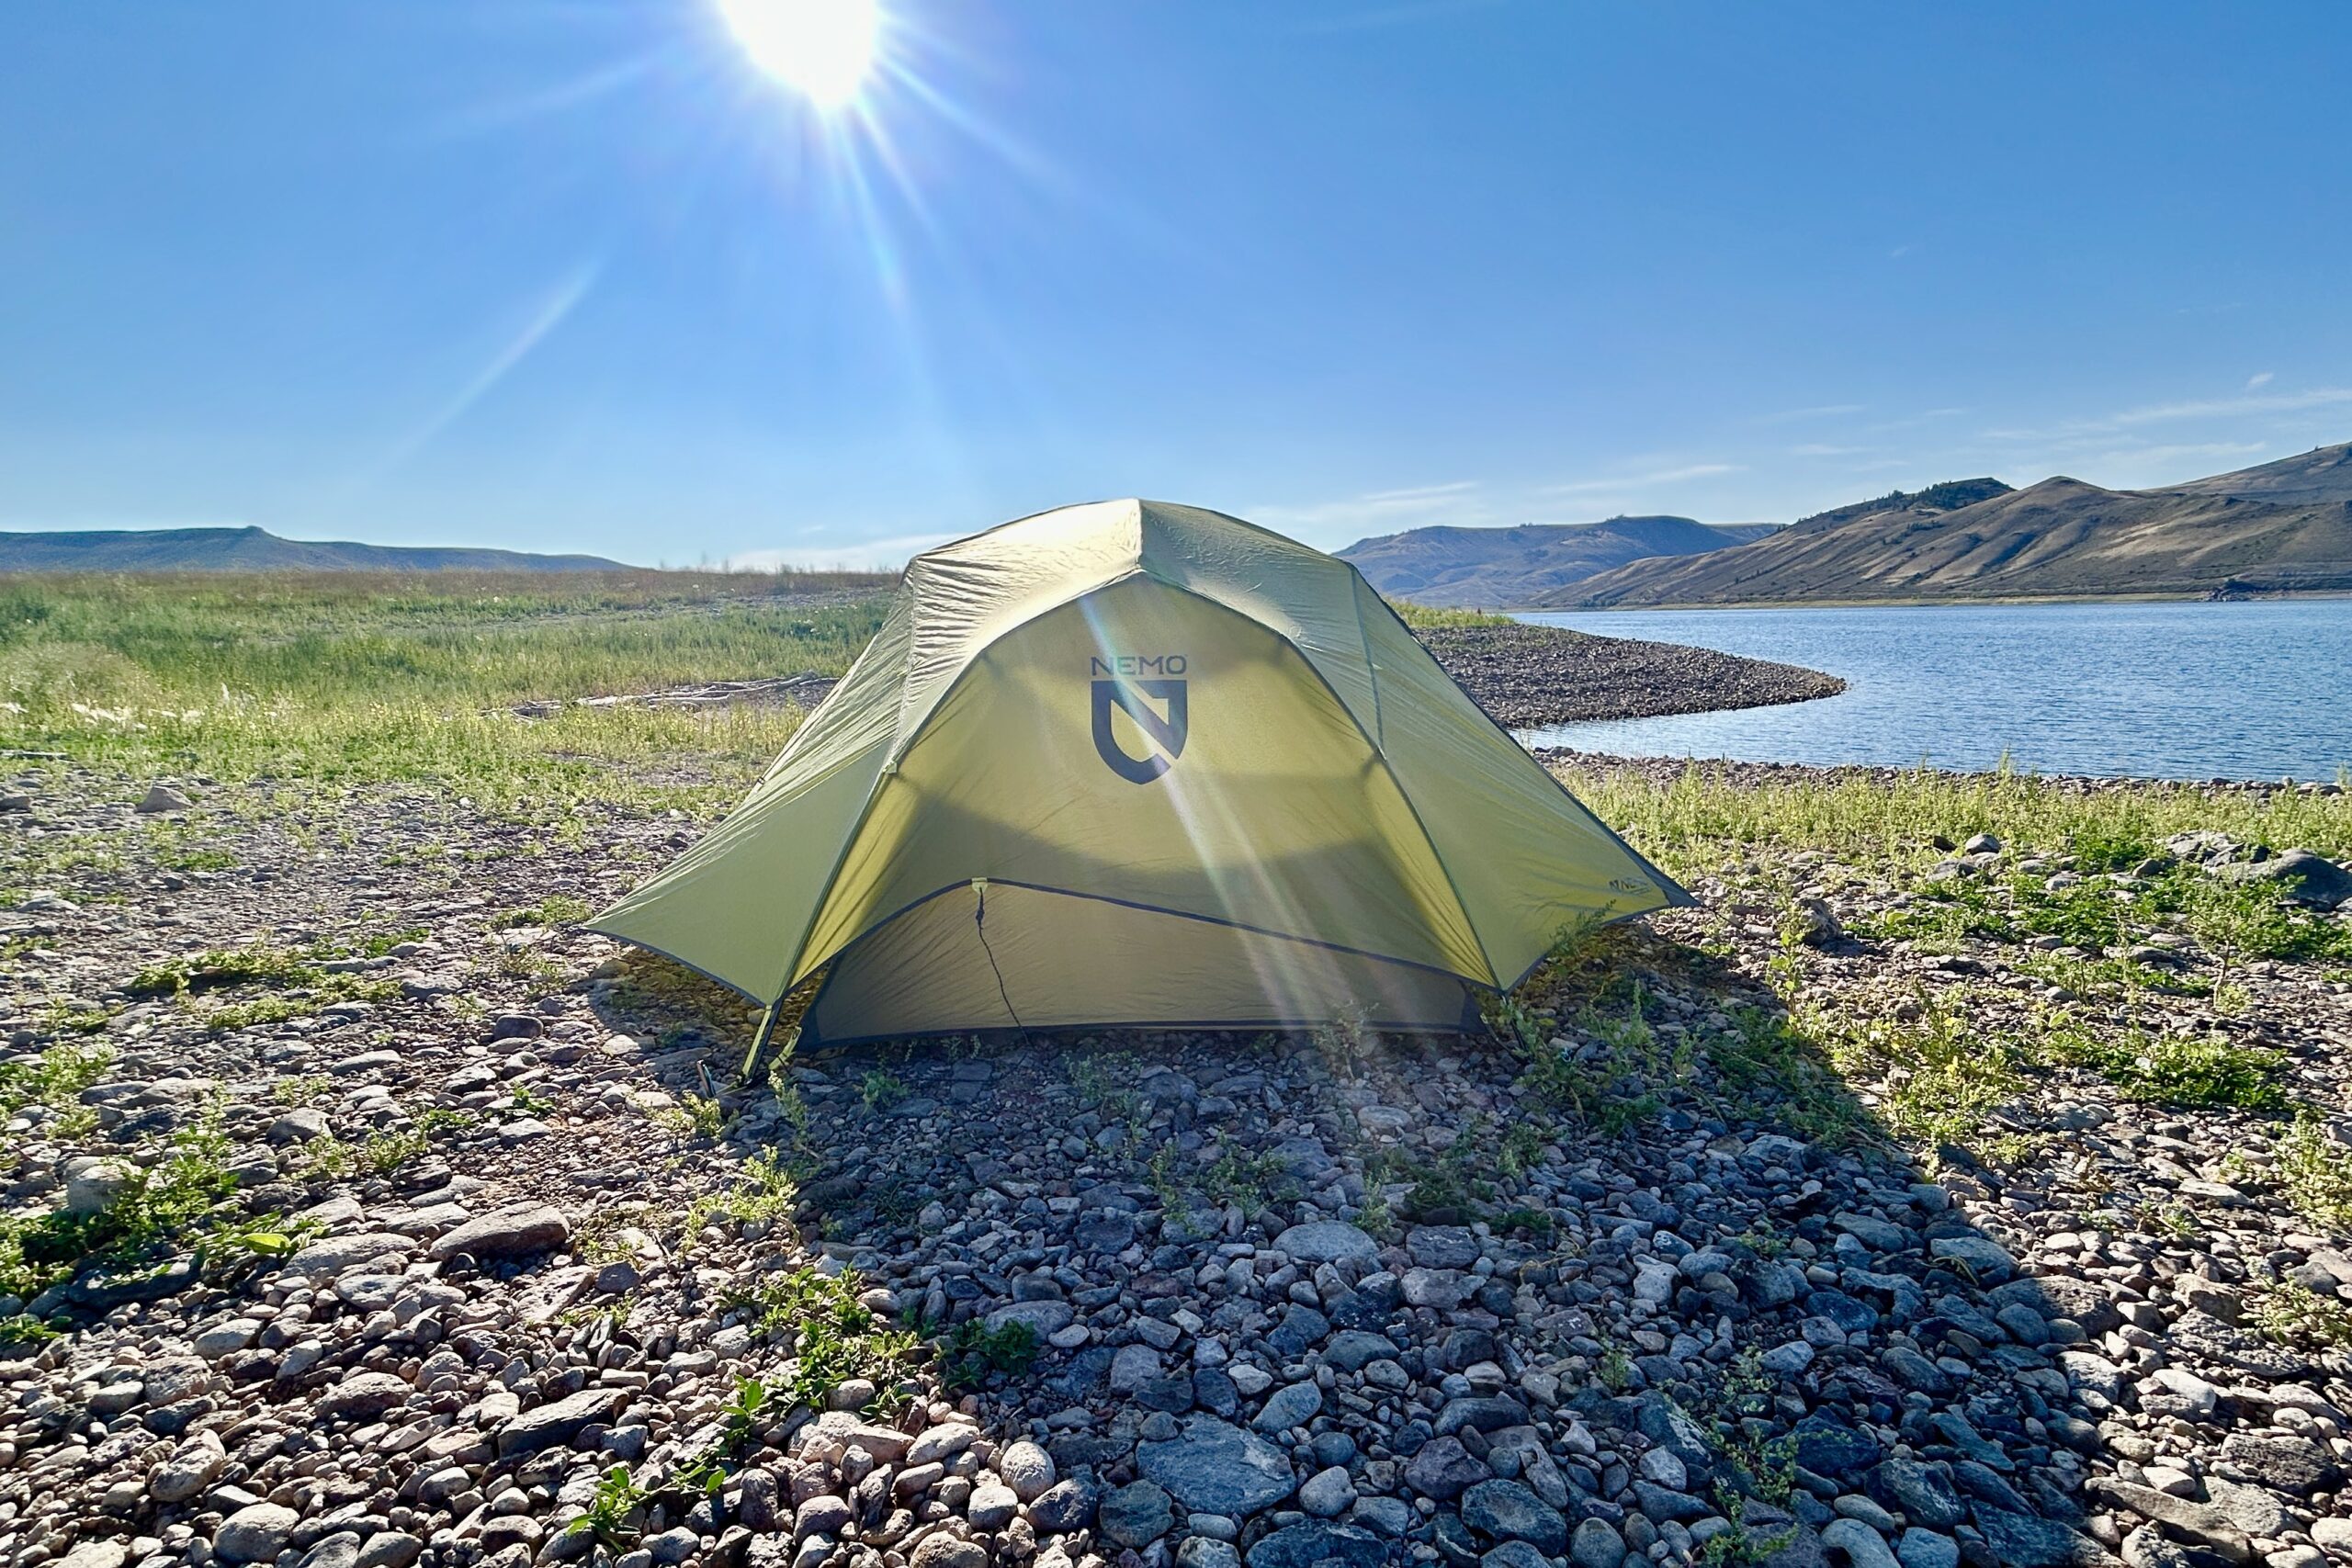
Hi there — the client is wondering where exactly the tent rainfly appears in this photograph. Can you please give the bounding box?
[589,500,1689,1046]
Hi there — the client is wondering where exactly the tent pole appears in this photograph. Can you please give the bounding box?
[742,998,783,1080]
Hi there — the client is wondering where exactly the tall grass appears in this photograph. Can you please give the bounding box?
[1561,758,2352,872]
[1388,599,1517,629]
[0,570,895,812]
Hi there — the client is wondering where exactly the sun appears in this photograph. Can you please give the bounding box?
[716,0,881,108]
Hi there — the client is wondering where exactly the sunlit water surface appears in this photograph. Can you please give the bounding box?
[1514,600,2352,783]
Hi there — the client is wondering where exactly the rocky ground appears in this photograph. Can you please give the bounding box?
[1409,627,1843,730]
[4,763,2351,1568]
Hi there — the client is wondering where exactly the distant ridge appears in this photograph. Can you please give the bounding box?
[1338,515,1777,607]
[0,525,628,574]
[1563,443,2352,606]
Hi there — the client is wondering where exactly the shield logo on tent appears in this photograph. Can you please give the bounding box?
[1091,677,1188,784]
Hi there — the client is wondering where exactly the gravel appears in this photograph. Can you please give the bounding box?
[2,763,2348,1568]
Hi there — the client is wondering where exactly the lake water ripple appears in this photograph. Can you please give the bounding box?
[1514,600,2352,783]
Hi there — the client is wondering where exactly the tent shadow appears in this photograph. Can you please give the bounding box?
[582,922,2162,1568]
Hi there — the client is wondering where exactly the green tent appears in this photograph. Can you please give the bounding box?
[590,500,1687,1045]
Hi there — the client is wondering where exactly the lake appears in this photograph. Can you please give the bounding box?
[1515,600,2352,783]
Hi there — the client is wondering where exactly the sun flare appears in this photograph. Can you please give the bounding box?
[716,0,880,107]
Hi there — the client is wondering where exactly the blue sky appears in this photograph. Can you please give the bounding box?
[5,1,2350,567]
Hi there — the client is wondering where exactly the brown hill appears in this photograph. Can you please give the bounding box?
[1338,515,1775,607]
[1559,444,2352,606]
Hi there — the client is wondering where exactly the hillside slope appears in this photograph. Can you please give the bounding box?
[1563,444,2352,605]
[0,525,626,573]
[1338,515,1775,606]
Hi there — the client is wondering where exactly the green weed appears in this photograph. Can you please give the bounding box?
[937,1318,1041,1391]
[2278,1111,2352,1234]
[493,895,593,928]
[564,1465,649,1553]
[2250,1280,2352,1348]
[0,1115,241,1297]
[719,1267,921,1410]
[0,1041,115,1115]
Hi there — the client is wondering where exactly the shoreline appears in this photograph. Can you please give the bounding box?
[1536,746,2350,796]
[1500,587,2352,613]
[1411,619,1844,729]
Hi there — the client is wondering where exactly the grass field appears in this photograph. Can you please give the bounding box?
[0,570,894,813]
[1562,759,2352,876]
[3,570,2346,868]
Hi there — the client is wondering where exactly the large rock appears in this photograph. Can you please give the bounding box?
[1252,1380,1323,1433]
[2086,1480,2250,1562]
[1407,1225,1480,1269]
[136,783,193,814]
[1927,1236,2017,1285]
[1274,1221,1380,1264]
[1000,1440,1057,1502]
[2217,849,2352,908]
[62,1156,137,1216]
[1970,1509,2115,1568]
[1098,1482,1174,1548]
[1461,1480,1566,1554]
[906,1421,979,1467]
[1404,1435,1489,1501]
[985,1300,1075,1337]
[284,1231,413,1278]
[1871,1458,1965,1530]
[496,1386,628,1457]
[1792,1414,1883,1478]
[2220,1430,2342,1492]
[216,1504,300,1564]
[1027,1478,1096,1535]
[1570,1518,1627,1568]
[1136,1416,1296,1515]
[1821,1520,1898,1568]
[807,1410,914,1462]
[1988,1274,2120,1336]
[429,1203,571,1261]
[908,1540,987,1568]
[1244,1524,1391,1568]
[151,1431,226,1503]
[317,1371,413,1420]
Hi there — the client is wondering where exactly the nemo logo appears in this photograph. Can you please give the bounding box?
[1090,657,1189,784]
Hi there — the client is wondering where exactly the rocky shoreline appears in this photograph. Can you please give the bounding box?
[1410,626,1844,731]
[1534,752,2349,799]
[501,624,1847,738]
[2,762,2349,1568]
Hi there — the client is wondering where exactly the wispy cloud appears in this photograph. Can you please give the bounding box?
[2096,441,2267,475]
[1867,407,1965,433]
[1359,480,1480,504]
[1250,480,1486,533]
[1541,462,1741,495]
[1985,385,2352,441]
[2246,371,2275,390]
[724,531,956,571]
[1751,403,1864,425]
[1253,460,1748,546]
[1788,443,1867,458]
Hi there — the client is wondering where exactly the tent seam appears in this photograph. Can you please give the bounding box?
[1350,582,1696,914]
[1146,579,1500,987]
[819,875,1492,989]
